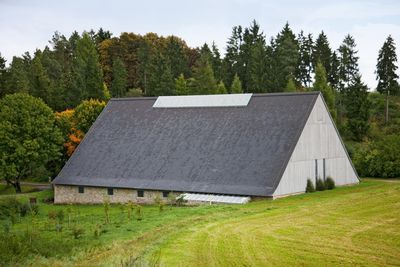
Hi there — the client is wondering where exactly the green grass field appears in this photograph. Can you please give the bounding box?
[0,179,399,266]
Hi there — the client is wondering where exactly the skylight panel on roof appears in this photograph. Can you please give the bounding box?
[180,193,250,204]
[153,94,252,108]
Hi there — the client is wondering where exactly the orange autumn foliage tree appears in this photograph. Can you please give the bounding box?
[55,109,82,156]
[55,99,106,157]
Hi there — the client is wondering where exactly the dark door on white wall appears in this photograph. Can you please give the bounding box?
[315,159,327,183]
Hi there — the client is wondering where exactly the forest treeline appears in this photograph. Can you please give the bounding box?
[0,20,399,190]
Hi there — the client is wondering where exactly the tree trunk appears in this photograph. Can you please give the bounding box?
[15,181,22,193]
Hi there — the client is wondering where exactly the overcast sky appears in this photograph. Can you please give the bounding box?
[1,0,399,89]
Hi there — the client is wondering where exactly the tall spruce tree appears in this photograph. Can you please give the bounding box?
[147,52,174,96]
[247,39,268,93]
[165,36,189,78]
[338,34,360,89]
[6,56,31,94]
[211,42,223,82]
[297,31,314,88]
[111,57,128,97]
[223,26,243,89]
[0,53,7,97]
[240,20,265,92]
[273,23,300,91]
[313,62,336,120]
[30,50,52,105]
[329,51,340,90]
[376,35,399,123]
[71,32,104,104]
[344,76,370,141]
[313,31,332,78]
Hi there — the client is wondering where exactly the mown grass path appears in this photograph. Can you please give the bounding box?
[148,180,400,266]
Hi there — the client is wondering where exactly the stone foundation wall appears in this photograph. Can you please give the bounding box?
[54,185,174,204]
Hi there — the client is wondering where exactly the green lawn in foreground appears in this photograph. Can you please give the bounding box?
[0,179,399,266]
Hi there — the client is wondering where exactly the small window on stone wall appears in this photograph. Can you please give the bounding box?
[107,188,114,195]
[162,191,169,198]
[78,186,84,194]
[137,190,144,197]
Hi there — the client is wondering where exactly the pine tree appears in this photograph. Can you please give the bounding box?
[329,51,340,90]
[165,36,189,78]
[274,23,300,91]
[240,20,265,92]
[30,50,52,105]
[313,62,336,120]
[111,57,128,97]
[230,73,243,93]
[71,32,104,104]
[0,53,8,97]
[211,42,223,82]
[297,31,314,88]
[191,53,217,94]
[247,39,268,93]
[344,76,370,141]
[175,74,188,95]
[376,35,399,123]
[6,56,31,94]
[223,26,243,89]
[338,35,360,89]
[313,31,332,78]
[147,52,174,96]
[216,81,227,94]
[284,76,297,92]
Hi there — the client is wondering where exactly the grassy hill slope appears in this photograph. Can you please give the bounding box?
[0,180,399,266]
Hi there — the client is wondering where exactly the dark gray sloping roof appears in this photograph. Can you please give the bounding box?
[53,92,319,196]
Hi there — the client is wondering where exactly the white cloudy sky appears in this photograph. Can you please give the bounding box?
[1,0,399,89]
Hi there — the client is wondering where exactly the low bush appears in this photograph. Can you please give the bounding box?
[316,178,326,191]
[325,177,335,190]
[354,134,400,178]
[71,226,85,239]
[305,179,315,193]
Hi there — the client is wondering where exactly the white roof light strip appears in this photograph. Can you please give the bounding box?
[153,94,253,108]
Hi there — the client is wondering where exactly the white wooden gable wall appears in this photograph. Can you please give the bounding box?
[273,94,359,197]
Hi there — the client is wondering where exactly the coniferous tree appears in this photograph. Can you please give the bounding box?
[6,56,31,94]
[313,62,336,120]
[338,34,360,90]
[223,26,243,88]
[248,39,268,93]
[329,51,340,90]
[240,20,265,92]
[230,73,243,94]
[111,57,128,97]
[313,31,332,78]
[70,32,104,104]
[376,35,399,123]
[165,36,189,78]
[175,74,188,95]
[297,31,314,88]
[147,52,174,96]
[344,76,370,141]
[216,81,227,94]
[273,23,300,91]
[191,53,218,94]
[30,50,52,104]
[284,76,297,92]
[0,53,7,97]
[211,42,223,82]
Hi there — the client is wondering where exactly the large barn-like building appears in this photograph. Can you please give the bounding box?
[53,92,359,204]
